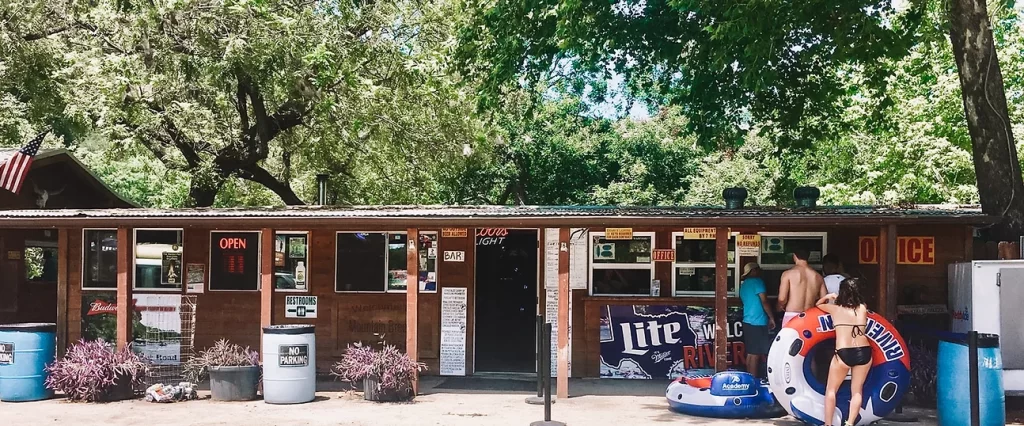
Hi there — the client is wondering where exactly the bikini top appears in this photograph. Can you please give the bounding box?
[834,323,867,339]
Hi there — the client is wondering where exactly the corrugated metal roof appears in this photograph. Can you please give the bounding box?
[0,204,988,219]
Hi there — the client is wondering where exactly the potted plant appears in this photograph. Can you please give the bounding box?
[45,339,148,402]
[331,342,426,402]
[184,339,260,401]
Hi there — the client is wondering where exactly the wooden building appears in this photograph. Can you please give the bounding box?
[0,149,133,324]
[0,203,991,397]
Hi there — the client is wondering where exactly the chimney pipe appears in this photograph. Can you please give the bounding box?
[794,186,820,209]
[316,174,329,205]
[722,187,748,209]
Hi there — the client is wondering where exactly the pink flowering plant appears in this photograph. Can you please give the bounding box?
[45,340,148,402]
[331,342,426,397]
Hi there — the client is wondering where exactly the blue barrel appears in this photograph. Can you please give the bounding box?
[0,323,57,402]
[937,333,1004,426]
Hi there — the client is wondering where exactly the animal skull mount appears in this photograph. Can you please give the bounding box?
[33,182,65,208]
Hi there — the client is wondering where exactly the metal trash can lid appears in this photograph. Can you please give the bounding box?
[263,324,315,335]
[0,323,57,333]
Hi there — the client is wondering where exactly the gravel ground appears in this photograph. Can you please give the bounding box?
[0,377,1010,426]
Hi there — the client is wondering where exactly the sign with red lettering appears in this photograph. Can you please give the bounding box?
[210,231,260,290]
[652,249,676,262]
[858,236,935,265]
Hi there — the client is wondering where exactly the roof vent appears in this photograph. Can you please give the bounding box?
[722,187,748,209]
[794,186,820,209]
[316,174,329,205]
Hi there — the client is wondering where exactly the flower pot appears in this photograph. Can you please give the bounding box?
[363,375,413,402]
[209,365,260,401]
[100,374,135,402]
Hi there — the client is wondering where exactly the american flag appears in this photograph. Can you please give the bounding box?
[0,129,48,194]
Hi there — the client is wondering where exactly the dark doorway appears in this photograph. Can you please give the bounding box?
[474,229,538,373]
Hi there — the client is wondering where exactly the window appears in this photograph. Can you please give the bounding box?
[209,231,261,291]
[336,231,438,293]
[590,232,655,296]
[387,232,438,292]
[83,229,117,290]
[758,233,827,297]
[336,232,387,292]
[672,233,739,296]
[275,231,309,291]
[25,242,58,283]
[134,229,184,291]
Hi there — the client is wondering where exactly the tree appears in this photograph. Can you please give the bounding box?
[45,0,476,206]
[457,0,1024,239]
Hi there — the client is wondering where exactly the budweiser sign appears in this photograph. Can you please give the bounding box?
[87,300,117,316]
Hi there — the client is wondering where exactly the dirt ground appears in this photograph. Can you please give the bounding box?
[1,378,1014,426]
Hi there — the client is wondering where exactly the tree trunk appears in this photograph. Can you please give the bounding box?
[187,168,229,207]
[949,0,1024,241]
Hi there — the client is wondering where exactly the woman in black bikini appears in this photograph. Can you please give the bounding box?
[815,277,872,426]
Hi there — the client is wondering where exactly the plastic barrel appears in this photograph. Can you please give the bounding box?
[937,333,1005,426]
[0,323,57,402]
[262,324,316,404]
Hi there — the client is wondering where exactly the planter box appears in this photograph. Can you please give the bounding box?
[100,375,135,402]
[363,375,413,402]
[209,365,260,401]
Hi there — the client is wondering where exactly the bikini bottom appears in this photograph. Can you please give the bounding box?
[835,346,872,366]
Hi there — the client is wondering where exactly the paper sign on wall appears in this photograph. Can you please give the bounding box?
[285,296,318,318]
[442,228,468,238]
[683,228,716,240]
[569,228,588,290]
[440,287,468,376]
[443,251,465,262]
[186,263,205,294]
[737,234,760,257]
[605,228,633,240]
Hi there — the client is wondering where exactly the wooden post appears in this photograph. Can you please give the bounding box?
[406,228,419,394]
[557,227,570,399]
[259,228,274,360]
[714,226,729,372]
[56,228,68,356]
[115,227,132,350]
[885,224,898,320]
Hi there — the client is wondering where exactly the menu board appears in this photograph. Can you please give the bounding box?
[543,228,572,377]
[440,287,468,376]
[569,228,588,290]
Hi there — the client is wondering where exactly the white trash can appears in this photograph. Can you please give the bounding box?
[262,324,316,404]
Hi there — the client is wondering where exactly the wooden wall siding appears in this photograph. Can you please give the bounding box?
[56,223,970,378]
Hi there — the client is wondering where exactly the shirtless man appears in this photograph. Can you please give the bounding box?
[777,248,826,326]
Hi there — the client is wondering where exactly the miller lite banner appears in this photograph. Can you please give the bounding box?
[599,305,745,379]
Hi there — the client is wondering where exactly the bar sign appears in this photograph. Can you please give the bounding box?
[652,249,675,262]
[605,228,633,240]
[0,342,13,365]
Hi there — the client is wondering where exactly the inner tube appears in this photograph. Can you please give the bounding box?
[766,307,910,426]
[666,371,785,419]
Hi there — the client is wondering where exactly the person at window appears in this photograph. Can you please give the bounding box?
[777,248,826,326]
[738,262,774,378]
[816,278,872,426]
[822,254,848,297]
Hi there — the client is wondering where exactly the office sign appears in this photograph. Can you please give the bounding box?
[858,236,935,265]
[652,249,675,262]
